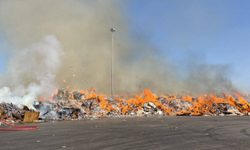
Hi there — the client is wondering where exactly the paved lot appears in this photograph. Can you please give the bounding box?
[1,116,250,150]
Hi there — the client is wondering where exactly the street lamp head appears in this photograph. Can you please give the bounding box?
[110,28,116,32]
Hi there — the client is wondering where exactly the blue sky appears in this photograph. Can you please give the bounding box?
[127,0,250,88]
[0,0,250,88]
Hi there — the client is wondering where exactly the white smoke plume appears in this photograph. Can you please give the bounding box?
[0,35,63,108]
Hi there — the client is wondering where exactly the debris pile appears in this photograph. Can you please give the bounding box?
[1,89,250,124]
[0,103,38,124]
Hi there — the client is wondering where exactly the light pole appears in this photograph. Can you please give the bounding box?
[110,28,116,99]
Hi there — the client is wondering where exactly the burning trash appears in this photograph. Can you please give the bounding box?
[1,87,250,125]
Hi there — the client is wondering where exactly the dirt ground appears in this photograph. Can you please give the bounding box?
[1,116,250,150]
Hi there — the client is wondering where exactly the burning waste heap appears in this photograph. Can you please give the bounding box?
[1,1,249,126]
[1,88,250,124]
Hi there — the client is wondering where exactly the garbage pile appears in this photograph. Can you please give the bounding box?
[0,102,39,124]
[1,89,250,124]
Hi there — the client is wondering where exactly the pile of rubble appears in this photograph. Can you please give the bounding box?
[1,89,250,124]
[0,102,39,124]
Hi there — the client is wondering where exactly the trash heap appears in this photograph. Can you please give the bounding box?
[0,102,39,124]
[1,89,250,124]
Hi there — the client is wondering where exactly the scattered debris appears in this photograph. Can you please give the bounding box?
[136,109,143,115]
[1,89,250,124]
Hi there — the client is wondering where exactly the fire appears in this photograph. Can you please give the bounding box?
[42,88,250,117]
[183,95,192,102]
[38,89,58,103]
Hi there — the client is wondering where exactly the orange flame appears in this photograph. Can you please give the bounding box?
[43,88,250,116]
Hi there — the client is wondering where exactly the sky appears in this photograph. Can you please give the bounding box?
[0,0,250,89]
[0,33,7,72]
[126,0,250,88]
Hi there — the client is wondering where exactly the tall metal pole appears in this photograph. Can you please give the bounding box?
[111,28,116,99]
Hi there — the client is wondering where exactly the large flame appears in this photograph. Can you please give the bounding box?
[44,88,250,116]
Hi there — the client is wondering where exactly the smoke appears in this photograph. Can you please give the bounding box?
[0,35,63,107]
[0,0,238,98]
[182,64,236,95]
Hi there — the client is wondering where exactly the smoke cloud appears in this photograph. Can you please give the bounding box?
[0,35,63,107]
[0,0,238,98]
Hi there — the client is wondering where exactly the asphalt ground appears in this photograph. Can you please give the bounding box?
[1,116,250,150]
